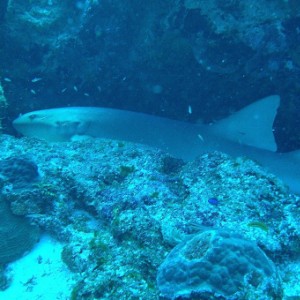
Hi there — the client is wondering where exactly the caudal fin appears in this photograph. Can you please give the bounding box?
[212,95,280,152]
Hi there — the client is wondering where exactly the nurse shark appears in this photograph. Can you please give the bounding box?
[13,95,300,194]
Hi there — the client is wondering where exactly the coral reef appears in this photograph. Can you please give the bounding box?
[0,134,298,298]
[0,156,39,187]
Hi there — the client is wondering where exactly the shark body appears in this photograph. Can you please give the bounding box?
[13,95,300,194]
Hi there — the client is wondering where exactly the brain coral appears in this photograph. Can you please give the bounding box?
[157,229,282,299]
[0,156,39,188]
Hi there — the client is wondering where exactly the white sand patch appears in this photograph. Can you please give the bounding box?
[0,235,76,300]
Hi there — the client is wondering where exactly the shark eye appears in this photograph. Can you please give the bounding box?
[29,114,47,121]
[29,114,39,120]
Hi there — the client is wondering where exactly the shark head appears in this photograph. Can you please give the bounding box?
[13,108,90,142]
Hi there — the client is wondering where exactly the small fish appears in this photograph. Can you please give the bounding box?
[84,93,90,97]
[30,89,36,95]
[188,105,192,114]
[198,134,204,142]
[3,77,12,82]
[208,198,219,205]
[73,85,78,92]
[61,88,67,93]
[31,77,42,83]
[247,221,268,232]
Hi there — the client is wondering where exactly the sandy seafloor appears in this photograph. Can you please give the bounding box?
[0,235,75,300]
[0,134,299,299]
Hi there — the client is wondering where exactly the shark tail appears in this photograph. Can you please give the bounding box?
[211,95,280,152]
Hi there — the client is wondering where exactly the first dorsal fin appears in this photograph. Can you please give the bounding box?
[212,95,280,152]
